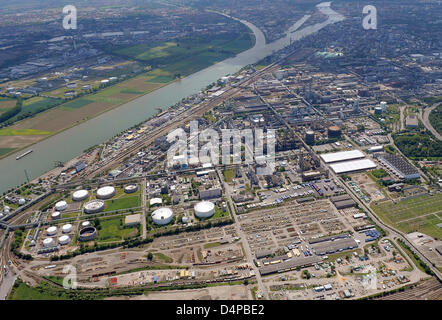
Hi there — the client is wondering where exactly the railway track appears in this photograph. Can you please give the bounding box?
[84,64,280,180]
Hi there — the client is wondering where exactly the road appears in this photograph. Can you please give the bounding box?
[422,102,442,141]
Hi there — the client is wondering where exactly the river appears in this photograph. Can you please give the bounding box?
[0,2,344,194]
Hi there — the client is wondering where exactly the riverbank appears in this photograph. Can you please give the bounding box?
[0,22,256,161]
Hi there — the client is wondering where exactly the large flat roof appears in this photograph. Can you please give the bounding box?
[320,150,365,163]
[330,159,377,174]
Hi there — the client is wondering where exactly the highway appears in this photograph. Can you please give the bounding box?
[422,102,442,141]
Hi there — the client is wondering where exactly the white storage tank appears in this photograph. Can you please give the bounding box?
[18,198,26,205]
[96,186,116,199]
[46,226,57,236]
[182,216,189,224]
[194,201,215,219]
[58,235,70,245]
[124,184,138,194]
[72,190,89,201]
[84,200,105,214]
[55,200,68,211]
[43,238,54,247]
[51,211,61,220]
[81,221,91,227]
[62,224,73,234]
[152,207,174,225]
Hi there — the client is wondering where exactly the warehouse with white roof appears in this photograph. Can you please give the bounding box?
[329,159,377,174]
[320,150,365,163]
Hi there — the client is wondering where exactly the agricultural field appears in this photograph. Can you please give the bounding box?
[371,193,442,238]
[0,147,15,157]
[0,97,16,115]
[114,30,254,81]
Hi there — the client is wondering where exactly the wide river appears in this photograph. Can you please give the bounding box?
[0,3,344,194]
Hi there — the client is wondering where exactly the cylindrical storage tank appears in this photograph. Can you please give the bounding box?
[328,126,342,139]
[305,130,315,145]
[84,200,105,214]
[152,208,174,225]
[79,226,98,241]
[124,184,138,194]
[43,238,54,247]
[374,106,383,115]
[18,198,26,205]
[62,224,73,234]
[58,235,70,245]
[81,221,91,227]
[194,201,215,219]
[51,211,61,220]
[55,200,68,211]
[72,190,89,202]
[96,186,116,199]
[182,216,189,224]
[46,226,57,236]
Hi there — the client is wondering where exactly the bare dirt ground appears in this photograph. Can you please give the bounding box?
[0,135,45,148]
[105,284,252,300]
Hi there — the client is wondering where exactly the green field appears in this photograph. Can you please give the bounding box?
[0,147,15,156]
[371,194,442,238]
[96,217,138,242]
[104,196,140,212]
[119,88,145,95]
[223,168,236,182]
[114,30,254,82]
[0,128,51,136]
[9,281,68,300]
[62,98,94,110]
[153,252,173,263]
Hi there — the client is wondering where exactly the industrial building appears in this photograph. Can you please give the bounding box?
[377,153,420,180]
[320,150,365,164]
[311,238,358,255]
[329,159,377,174]
[259,256,322,275]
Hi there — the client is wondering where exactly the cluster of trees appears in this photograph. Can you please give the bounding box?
[152,218,233,238]
[397,239,433,276]
[393,133,442,159]
[10,230,33,260]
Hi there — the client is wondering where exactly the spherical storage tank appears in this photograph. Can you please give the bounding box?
[62,224,73,233]
[96,186,116,200]
[72,190,89,202]
[51,211,61,220]
[46,226,57,236]
[55,200,68,211]
[194,201,215,219]
[84,200,105,214]
[152,207,174,225]
[124,184,138,194]
[43,238,54,247]
[58,235,70,245]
